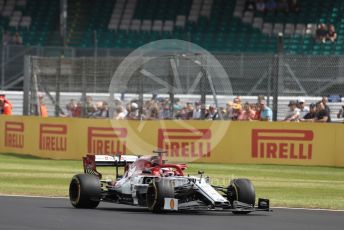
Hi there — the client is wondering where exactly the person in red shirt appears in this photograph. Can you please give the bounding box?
[0,94,13,115]
[252,103,261,120]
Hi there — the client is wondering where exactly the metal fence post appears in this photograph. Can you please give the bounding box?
[272,34,284,121]
[169,56,175,119]
[200,70,206,120]
[1,45,5,89]
[55,56,62,116]
[81,58,87,117]
[23,55,31,115]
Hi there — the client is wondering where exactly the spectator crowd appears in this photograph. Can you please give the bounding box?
[59,95,339,123]
[1,93,343,123]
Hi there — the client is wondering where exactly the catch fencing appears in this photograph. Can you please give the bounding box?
[22,53,344,118]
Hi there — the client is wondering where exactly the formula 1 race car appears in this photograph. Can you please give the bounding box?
[69,151,270,214]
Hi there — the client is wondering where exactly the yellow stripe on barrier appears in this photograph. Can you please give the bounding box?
[0,116,343,166]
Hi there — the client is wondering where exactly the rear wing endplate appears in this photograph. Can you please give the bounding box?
[83,154,138,179]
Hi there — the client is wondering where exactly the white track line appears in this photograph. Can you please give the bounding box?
[0,194,66,199]
[273,206,344,212]
[1,194,344,212]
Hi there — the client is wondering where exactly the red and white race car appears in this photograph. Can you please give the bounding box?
[69,151,270,214]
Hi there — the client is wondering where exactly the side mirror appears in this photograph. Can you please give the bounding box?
[198,170,205,182]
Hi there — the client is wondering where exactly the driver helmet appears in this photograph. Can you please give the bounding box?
[151,156,161,166]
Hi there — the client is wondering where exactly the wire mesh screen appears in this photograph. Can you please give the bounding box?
[31,57,121,93]
[24,54,344,117]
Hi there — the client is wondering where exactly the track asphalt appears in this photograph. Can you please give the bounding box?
[0,196,342,230]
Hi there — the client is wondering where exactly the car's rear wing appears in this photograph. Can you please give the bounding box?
[83,154,138,179]
[93,155,138,166]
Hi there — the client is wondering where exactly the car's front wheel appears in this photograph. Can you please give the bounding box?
[146,179,174,213]
[69,174,101,209]
[227,178,256,214]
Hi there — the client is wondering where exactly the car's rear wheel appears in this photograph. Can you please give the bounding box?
[227,178,255,214]
[69,174,101,209]
[146,179,174,213]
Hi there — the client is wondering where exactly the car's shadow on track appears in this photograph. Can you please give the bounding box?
[93,207,269,216]
[43,206,269,216]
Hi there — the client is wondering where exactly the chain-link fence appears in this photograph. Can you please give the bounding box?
[22,52,344,120]
[0,45,133,91]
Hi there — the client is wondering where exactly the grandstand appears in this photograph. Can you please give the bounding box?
[0,0,344,120]
[0,0,343,54]
[0,0,58,46]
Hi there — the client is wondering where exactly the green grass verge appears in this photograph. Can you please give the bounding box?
[0,153,343,209]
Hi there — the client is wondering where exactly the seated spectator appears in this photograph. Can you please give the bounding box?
[92,101,103,116]
[284,100,300,121]
[73,102,83,117]
[256,0,266,13]
[266,0,277,13]
[192,102,202,119]
[160,103,171,119]
[85,96,96,117]
[251,103,261,120]
[114,106,126,120]
[254,95,266,120]
[101,102,110,118]
[66,99,77,117]
[175,107,189,120]
[337,105,344,119]
[326,25,337,42]
[298,98,309,119]
[232,103,242,120]
[186,103,194,119]
[315,101,329,122]
[173,98,183,111]
[127,102,139,120]
[220,107,227,119]
[233,96,241,104]
[300,103,317,122]
[245,0,256,11]
[316,24,328,43]
[224,101,234,120]
[92,101,109,118]
[11,32,23,45]
[147,106,160,120]
[322,96,331,122]
[238,102,255,121]
[205,105,217,120]
[259,100,272,121]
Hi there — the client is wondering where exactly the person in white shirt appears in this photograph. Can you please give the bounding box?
[298,98,309,119]
[284,100,300,121]
[114,106,126,120]
[192,102,202,119]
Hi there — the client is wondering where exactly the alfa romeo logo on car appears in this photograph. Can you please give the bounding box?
[108,39,233,161]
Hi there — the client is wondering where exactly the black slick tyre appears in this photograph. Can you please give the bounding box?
[69,174,101,209]
[146,179,174,213]
[227,178,256,214]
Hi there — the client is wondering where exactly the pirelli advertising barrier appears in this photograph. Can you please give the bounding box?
[0,116,344,167]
